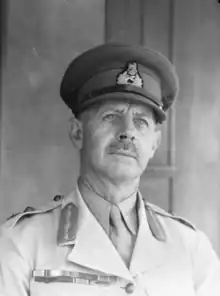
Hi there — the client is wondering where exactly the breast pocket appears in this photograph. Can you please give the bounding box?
[30,280,107,296]
[30,278,128,296]
[139,264,196,296]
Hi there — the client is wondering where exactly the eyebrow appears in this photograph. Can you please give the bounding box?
[101,107,125,114]
[133,111,150,117]
[99,104,152,118]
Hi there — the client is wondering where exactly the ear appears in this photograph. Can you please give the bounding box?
[149,129,162,159]
[69,116,83,149]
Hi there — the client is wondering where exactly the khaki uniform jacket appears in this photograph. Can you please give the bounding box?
[0,187,220,296]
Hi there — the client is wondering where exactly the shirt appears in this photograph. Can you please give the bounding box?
[77,177,138,236]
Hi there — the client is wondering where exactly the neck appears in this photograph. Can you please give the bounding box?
[78,172,140,204]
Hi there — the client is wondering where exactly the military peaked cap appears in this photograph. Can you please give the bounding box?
[60,43,179,123]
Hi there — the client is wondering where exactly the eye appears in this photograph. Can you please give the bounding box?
[134,118,149,127]
[103,113,119,121]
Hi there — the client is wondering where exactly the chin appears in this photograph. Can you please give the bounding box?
[92,157,144,179]
[110,173,140,183]
[107,166,141,181]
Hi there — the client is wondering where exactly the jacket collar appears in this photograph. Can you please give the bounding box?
[57,186,176,278]
[58,187,133,281]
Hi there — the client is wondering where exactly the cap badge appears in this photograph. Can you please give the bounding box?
[116,62,143,88]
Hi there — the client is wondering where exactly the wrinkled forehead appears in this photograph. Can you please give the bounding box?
[93,99,155,117]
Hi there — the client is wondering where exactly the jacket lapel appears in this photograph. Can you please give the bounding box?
[130,195,176,275]
[59,189,133,282]
[57,189,177,282]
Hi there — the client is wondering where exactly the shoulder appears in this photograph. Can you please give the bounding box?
[1,194,64,232]
[0,194,66,258]
[144,202,219,253]
[0,194,66,277]
[145,201,197,231]
[144,202,213,256]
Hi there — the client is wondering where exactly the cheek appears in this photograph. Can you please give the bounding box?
[138,135,155,158]
[83,124,114,155]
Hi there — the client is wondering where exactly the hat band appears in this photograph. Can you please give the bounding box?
[78,84,162,108]
[77,67,161,100]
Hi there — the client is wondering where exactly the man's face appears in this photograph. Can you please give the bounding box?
[77,100,161,182]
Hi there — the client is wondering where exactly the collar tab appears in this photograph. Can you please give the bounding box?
[145,205,167,242]
[57,202,79,246]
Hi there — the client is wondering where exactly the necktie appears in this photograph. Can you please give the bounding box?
[109,204,134,266]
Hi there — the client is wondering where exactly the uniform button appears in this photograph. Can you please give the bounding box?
[53,195,63,201]
[125,282,135,294]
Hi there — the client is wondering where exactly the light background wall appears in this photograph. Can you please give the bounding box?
[0,0,105,214]
[174,0,220,252]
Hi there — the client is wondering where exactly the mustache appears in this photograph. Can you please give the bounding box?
[108,140,138,155]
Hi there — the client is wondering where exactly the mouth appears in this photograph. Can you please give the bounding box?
[109,149,137,159]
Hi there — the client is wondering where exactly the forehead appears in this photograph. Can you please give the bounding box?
[96,100,154,117]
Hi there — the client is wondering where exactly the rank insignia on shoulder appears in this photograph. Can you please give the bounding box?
[24,206,36,212]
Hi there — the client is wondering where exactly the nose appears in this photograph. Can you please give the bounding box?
[117,114,135,141]
[118,133,135,141]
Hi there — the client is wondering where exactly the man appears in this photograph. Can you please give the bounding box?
[0,43,220,296]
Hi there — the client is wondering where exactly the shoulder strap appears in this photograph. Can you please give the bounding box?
[146,202,196,231]
[3,195,64,229]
